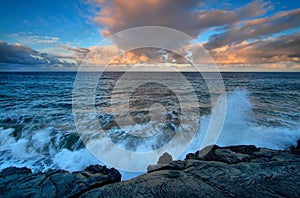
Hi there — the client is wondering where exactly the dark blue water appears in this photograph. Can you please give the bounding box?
[0,72,299,173]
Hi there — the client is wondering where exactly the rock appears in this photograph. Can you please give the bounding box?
[147,152,173,172]
[147,164,166,172]
[82,145,300,198]
[157,152,173,164]
[290,139,300,155]
[1,144,300,197]
[0,164,121,198]
[1,167,32,177]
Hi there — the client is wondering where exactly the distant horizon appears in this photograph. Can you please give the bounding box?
[1,70,299,73]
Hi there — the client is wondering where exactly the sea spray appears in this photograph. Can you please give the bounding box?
[0,72,299,180]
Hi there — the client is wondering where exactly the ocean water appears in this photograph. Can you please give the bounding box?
[0,72,299,176]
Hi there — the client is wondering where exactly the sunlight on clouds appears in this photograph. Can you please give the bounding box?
[1,0,299,71]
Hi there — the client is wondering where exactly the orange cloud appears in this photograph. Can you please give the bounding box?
[92,0,269,38]
[75,0,300,72]
[205,8,300,49]
[69,30,300,69]
[110,48,179,65]
[209,32,300,65]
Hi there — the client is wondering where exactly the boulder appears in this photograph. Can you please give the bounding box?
[0,165,121,198]
[147,152,173,172]
[290,139,300,155]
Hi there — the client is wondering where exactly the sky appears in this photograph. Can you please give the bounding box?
[0,0,299,71]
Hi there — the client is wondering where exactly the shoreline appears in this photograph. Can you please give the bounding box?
[1,142,299,197]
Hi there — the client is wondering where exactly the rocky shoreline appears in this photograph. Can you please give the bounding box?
[1,142,300,197]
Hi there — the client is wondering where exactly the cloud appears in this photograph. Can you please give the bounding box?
[204,8,300,49]
[22,36,59,44]
[83,45,119,65]
[92,0,269,39]
[209,32,300,64]
[68,32,300,68]
[66,46,91,64]
[79,46,170,65]
[1,40,298,71]
[2,0,299,71]
[67,44,192,68]
[0,41,77,67]
[8,33,61,45]
[0,41,44,65]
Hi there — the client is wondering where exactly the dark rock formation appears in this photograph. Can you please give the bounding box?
[1,144,300,198]
[147,152,173,172]
[82,145,300,198]
[157,152,173,164]
[0,165,121,198]
[290,139,300,155]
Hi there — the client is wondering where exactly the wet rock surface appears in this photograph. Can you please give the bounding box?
[1,145,300,198]
[0,165,121,198]
[147,152,173,172]
[290,139,300,155]
[83,145,300,198]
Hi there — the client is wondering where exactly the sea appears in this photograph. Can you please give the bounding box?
[0,72,299,178]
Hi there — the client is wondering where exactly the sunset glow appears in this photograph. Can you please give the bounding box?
[0,0,299,71]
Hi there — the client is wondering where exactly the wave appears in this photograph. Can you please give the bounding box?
[181,89,300,160]
[217,89,300,149]
[0,88,299,180]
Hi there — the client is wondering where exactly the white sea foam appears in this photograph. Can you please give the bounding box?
[0,89,299,180]
[53,148,100,172]
[181,89,300,159]
[217,89,300,149]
